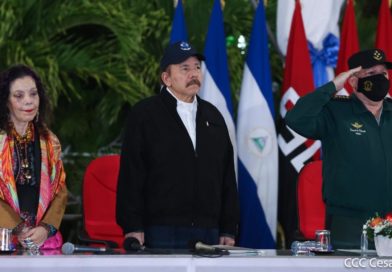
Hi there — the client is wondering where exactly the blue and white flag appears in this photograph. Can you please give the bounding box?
[170,0,188,43]
[237,2,277,249]
[199,0,237,174]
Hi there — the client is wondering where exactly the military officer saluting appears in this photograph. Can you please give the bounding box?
[286,49,392,249]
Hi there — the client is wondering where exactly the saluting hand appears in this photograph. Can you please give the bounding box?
[332,66,362,91]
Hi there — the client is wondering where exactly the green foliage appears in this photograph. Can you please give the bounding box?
[224,0,254,111]
[0,0,170,204]
[0,0,169,150]
[354,0,379,50]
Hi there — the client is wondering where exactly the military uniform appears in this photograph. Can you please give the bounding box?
[285,81,392,249]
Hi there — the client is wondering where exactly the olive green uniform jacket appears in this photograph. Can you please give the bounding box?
[285,82,392,219]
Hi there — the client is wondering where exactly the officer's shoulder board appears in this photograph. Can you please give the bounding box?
[385,97,392,103]
[332,94,351,101]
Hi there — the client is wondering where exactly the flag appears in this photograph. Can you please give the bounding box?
[236,1,277,249]
[375,0,392,94]
[199,0,237,174]
[277,0,320,247]
[169,0,188,44]
[276,0,344,87]
[335,0,359,94]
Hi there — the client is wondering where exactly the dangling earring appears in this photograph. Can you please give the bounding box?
[35,111,39,123]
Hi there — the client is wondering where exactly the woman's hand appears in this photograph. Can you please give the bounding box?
[20,226,49,248]
[16,225,31,248]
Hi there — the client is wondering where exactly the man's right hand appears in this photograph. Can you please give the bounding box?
[125,231,145,245]
[332,66,362,91]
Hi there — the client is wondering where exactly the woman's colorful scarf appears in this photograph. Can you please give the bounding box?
[0,129,66,224]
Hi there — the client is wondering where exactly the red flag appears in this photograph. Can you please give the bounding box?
[281,0,314,97]
[335,0,359,94]
[375,0,392,94]
[278,0,319,247]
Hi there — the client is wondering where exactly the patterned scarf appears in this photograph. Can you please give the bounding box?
[0,129,66,224]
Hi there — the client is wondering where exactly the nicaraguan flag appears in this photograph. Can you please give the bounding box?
[199,0,237,174]
[237,2,277,249]
[170,0,188,43]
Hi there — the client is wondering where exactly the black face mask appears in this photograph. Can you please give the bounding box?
[357,74,390,102]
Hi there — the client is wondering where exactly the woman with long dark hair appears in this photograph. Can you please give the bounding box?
[0,64,67,249]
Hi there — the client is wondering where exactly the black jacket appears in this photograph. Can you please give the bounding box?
[116,88,239,237]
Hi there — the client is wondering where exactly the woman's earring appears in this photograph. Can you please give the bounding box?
[35,111,39,123]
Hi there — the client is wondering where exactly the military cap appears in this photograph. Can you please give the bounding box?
[348,48,392,70]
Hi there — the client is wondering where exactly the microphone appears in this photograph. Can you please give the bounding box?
[61,242,107,255]
[189,240,229,255]
[123,237,145,251]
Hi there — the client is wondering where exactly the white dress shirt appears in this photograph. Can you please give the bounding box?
[166,88,198,150]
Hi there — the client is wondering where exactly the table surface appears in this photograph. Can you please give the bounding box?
[0,249,388,272]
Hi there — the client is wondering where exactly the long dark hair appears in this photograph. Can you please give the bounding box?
[0,64,50,136]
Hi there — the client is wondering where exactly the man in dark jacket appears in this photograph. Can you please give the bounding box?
[285,49,392,249]
[116,41,239,249]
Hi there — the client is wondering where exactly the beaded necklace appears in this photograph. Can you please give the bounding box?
[11,122,34,184]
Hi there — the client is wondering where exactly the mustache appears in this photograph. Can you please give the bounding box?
[186,79,201,88]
